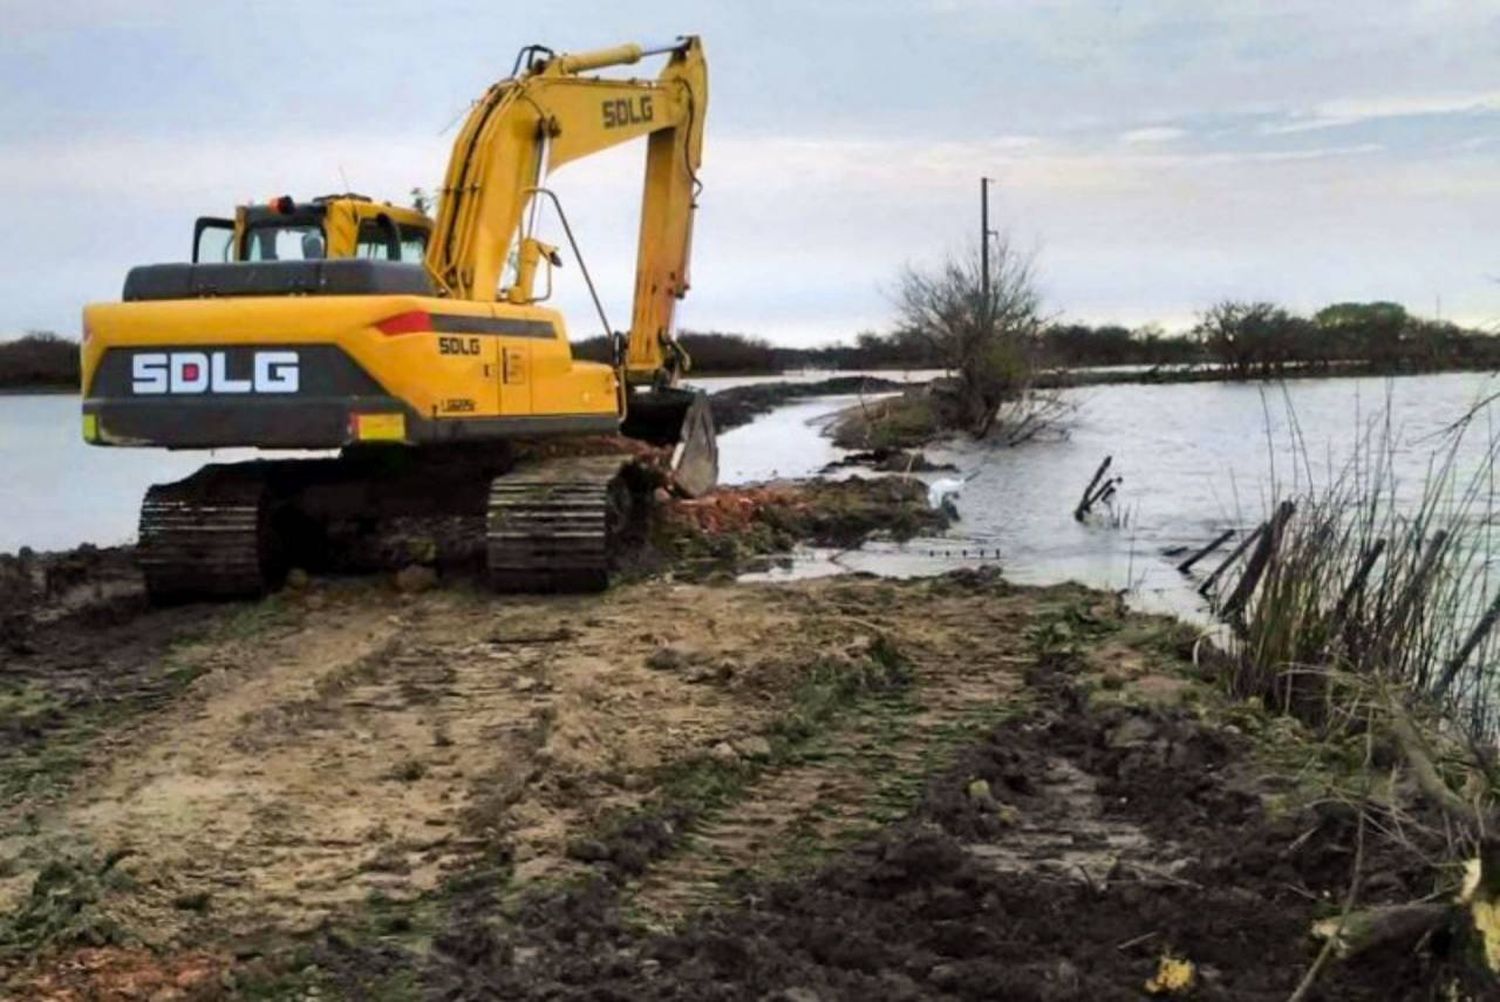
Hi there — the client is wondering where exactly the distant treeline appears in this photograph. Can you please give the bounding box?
[6,300,1496,390]
[573,331,782,373]
[1018,300,1500,376]
[0,333,79,389]
[582,301,1499,378]
[1190,300,1500,378]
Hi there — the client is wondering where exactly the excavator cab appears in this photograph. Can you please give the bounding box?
[192,195,431,265]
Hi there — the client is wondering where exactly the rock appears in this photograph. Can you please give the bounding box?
[735,736,773,760]
[928,963,961,989]
[394,565,437,594]
[647,646,687,671]
[773,990,822,1002]
[513,676,538,693]
[709,741,740,764]
[966,778,995,806]
[1107,715,1159,749]
[285,567,310,589]
[513,945,541,966]
[685,660,735,684]
[566,838,610,862]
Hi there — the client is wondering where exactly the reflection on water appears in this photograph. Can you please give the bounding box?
[7,371,1500,625]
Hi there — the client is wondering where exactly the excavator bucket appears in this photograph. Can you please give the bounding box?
[621,387,718,498]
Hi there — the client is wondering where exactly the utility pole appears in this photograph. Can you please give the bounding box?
[980,177,997,306]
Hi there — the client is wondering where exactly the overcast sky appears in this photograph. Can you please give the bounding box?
[3,0,1498,345]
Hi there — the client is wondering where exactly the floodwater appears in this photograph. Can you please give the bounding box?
[0,370,935,554]
[729,371,1500,621]
[5,371,1500,622]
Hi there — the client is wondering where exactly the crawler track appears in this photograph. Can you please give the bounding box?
[485,458,626,594]
[137,468,276,602]
[134,451,643,602]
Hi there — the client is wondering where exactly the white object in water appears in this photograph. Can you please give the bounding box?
[928,477,966,508]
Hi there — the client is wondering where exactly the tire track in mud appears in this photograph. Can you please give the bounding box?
[630,591,1037,922]
[1,579,838,948]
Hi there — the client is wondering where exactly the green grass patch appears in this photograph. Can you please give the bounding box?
[830,393,939,451]
[0,849,135,961]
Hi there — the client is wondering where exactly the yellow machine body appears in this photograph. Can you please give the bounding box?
[80,38,709,454]
[81,296,618,449]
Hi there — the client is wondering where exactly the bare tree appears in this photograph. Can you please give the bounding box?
[894,234,1045,437]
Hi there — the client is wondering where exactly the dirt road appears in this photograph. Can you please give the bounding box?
[0,491,1476,999]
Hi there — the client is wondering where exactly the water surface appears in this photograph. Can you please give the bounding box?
[734,371,1500,621]
[6,371,1498,626]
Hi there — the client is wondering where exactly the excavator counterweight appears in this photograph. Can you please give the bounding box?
[80,38,716,601]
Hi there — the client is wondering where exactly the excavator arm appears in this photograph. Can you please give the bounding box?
[427,37,707,386]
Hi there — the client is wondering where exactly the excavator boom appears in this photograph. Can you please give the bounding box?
[428,37,707,384]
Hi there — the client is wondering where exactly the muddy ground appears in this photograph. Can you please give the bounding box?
[708,376,909,434]
[0,482,1480,1000]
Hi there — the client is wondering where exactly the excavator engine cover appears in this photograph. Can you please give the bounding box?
[621,387,718,498]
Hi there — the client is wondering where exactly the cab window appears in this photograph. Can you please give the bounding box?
[193,218,235,263]
[244,224,326,261]
[399,226,428,263]
[355,218,428,262]
[355,220,396,260]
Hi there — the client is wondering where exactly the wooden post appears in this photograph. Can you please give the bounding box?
[1074,456,1112,522]
[1386,530,1449,638]
[1331,539,1387,629]
[1199,522,1264,597]
[1221,500,1296,622]
[1178,529,1236,575]
[1434,586,1500,699]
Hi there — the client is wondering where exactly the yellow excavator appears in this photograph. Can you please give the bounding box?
[80,37,716,600]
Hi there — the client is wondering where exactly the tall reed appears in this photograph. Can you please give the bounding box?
[1217,386,1500,738]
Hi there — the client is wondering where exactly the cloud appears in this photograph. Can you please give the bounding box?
[5,0,1500,340]
[1120,126,1187,144]
[1264,89,1500,133]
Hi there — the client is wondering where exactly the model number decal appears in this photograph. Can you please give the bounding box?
[441,398,476,413]
[438,336,481,356]
[131,351,299,394]
[602,95,653,129]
